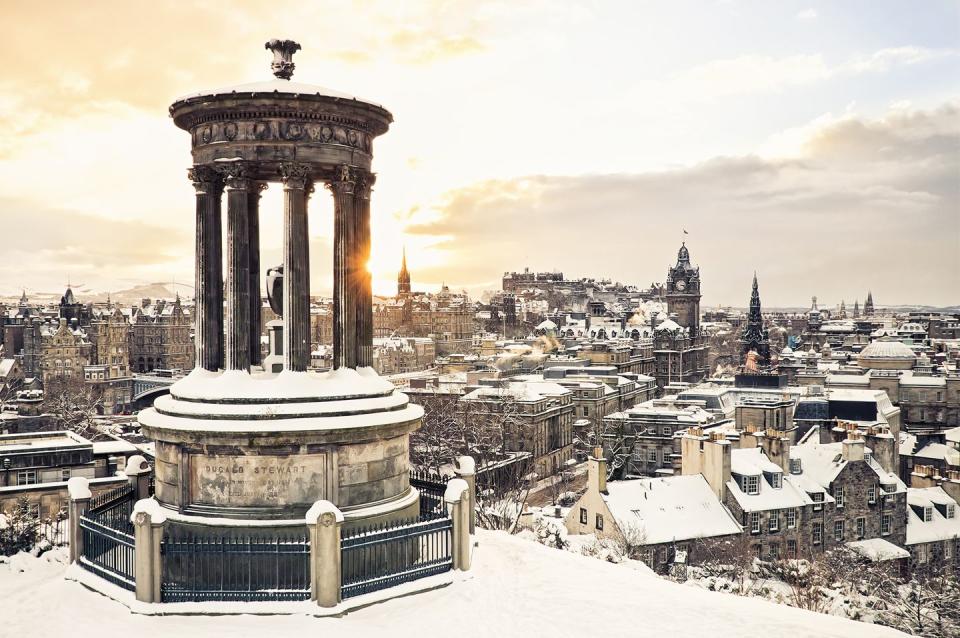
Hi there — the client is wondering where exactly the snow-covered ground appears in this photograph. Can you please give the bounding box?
[0,532,906,638]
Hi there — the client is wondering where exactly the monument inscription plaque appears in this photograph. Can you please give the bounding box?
[190,453,329,507]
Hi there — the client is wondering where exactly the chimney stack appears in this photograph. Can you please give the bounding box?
[940,470,960,503]
[864,425,898,475]
[588,446,607,494]
[761,428,791,473]
[910,464,940,489]
[841,430,865,462]
[702,431,731,501]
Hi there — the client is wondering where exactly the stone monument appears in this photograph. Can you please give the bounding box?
[138,40,422,527]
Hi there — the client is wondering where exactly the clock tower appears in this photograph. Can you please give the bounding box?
[665,242,701,332]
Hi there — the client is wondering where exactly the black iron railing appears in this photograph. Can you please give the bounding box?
[160,530,311,602]
[79,514,136,591]
[410,470,447,519]
[340,515,453,600]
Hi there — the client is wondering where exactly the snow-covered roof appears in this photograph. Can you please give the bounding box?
[0,359,16,377]
[654,318,683,333]
[790,441,904,493]
[913,443,960,465]
[726,448,814,512]
[536,319,557,331]
[603,475,742,544]
[859,340,917,361]
[845,538,910,562]
[906,487,960,546]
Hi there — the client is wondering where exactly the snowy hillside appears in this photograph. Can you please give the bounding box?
[0,531,906,638]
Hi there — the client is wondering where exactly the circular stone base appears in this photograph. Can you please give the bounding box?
[138,367,423,522]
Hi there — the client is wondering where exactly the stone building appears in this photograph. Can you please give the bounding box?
[564,449,742,573]
[371,337,436,375]
[581,339,655,376]
[681,428,908,561]
[652,320,709,389]
[904,470,960,573]
[605,397,718,477]
[85,306,133,413]
[460,380,575,478]
[129,297,193,373]
[31,318,92,386]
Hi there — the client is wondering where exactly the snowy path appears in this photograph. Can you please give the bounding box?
[0,532,906,638]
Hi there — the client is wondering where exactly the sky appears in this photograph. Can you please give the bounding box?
[0,0,957,308]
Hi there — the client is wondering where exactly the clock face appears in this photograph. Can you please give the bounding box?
[675,279,686,291]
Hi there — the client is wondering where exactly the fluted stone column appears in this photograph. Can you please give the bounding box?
[248,182,267,366]
[329,165,356,369]
[222,162,253,371]
[189,166,223,371]
[354,171,375,367]
[280,162,312,372]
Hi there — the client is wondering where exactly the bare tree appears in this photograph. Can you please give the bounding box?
[693,534,769,596]
[475,462,535,533]
[875,565,960,637]
[42,375,102,438]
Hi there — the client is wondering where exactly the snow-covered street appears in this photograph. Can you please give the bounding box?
[0,531,906,638]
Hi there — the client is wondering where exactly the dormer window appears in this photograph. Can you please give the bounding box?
[789,458,801,474]
[739,474,760,495]
[923,507,933,522]
[811,492,824,511]
[764,471,782,489]
[948,504,956,519]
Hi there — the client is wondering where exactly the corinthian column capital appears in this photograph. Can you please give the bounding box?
[188,165,222,194]
[218,161,255,191]
[279,162,312,190]
[354,169,376,200]
[326,164,355,196]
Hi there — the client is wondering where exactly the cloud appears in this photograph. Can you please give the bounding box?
[674,47,957,97]
[404,103,960,306]
[796,9,818,20]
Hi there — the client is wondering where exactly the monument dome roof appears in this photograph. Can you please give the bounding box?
[175,78,378,106]
[859,340,917,361]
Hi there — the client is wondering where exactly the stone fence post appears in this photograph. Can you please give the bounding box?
[124,455,152,500]
[131,499,166,604]
[455,455,476,534]
[306,500,343,608]
[67,477,91,564]
[445,478,471,571]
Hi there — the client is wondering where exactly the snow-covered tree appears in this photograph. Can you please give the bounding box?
[0,496,40,555]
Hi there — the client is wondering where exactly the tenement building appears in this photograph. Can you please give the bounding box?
[128,296,194,373]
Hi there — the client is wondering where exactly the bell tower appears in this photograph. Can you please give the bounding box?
[665,242,701,332]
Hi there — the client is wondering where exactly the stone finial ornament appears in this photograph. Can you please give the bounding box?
[265,39,302,80]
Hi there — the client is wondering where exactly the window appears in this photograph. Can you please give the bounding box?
[16,470,37,485]
[834,485,844,509]
[769,512,779,533]
[750,512,761,534]
[787,509,797,529]
[916,544,928,564]
[948,504,956,519]
[790,458,801,474]
[61,469,71,482]
[579,507,587,525]
[596,514,604,531]
[868,485,877,504]
[923,507,933,522]
[744,475,760,495]
[813,521,822,545]
[770,472,782,489]
[662,426,670,436]
[648,450,657,463]
[947,541,954,560]
[812,492,824,512]
[834,520,844,541]
[856,517,866,539]
[881,514,891,536]
[768,543,780,560]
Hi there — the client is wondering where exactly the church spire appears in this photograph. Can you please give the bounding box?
[740,272,770,366]
[397,246,411,297]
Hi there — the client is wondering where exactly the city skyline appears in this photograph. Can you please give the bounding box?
[0,1,957,306]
